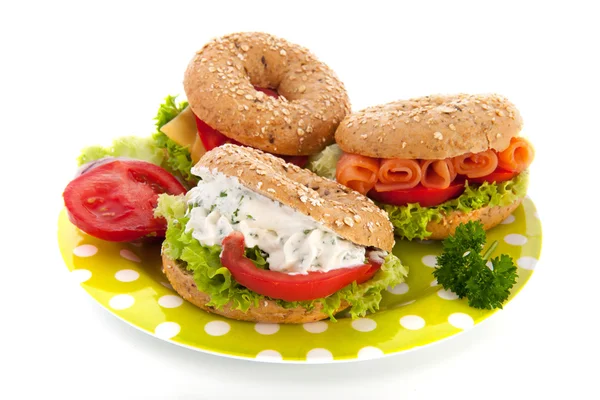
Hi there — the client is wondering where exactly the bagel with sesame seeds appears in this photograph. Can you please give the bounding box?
[180,32,350,163]
[321,93,534,240]
[155,144,408,323]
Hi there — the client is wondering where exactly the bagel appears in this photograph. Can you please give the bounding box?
[162,253,350,324]
[183,32,351,156]
[155,144,408,323]
[330,93,533,240]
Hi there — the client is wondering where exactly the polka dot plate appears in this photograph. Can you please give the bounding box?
[57,198,542,363]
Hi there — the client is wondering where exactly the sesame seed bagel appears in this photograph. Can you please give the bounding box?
[426,199,523,240]
[184,32,351,156]
[162,253,350,323]
[198,144,394,252]
[335,93,523,159]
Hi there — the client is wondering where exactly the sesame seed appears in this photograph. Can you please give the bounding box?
[241,44,249,51]
[449,123,456,131]
[297,128,305,136]
[280,49,287,56]
[267,188,275,193]
[300,195,308,203]
[298,85,306,93]
[360,134,368,139]
[343,217,354,227]
[353,215,361,223]
[402,141,407,148]
[208,67,216,72]
[434,131,443,140]
[245,94,254,100]
[335,220,344,227]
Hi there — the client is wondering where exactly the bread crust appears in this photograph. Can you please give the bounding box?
[184,32,350,156]
[335,93,523,159]
[162,253,349,323]
[197,144,395,252]
[425,199,522,240]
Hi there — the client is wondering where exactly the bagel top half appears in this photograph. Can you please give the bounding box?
[184,32,351,156]
[335,93,523,160]
[195,144,394,252]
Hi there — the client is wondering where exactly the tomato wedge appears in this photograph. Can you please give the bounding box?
[369,180,465,207]
[220,232,380,301]
[63,159,186,242]
[194,86,308,168]
[468,168,519,184]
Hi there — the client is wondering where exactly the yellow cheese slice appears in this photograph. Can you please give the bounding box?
[160,106,198,148]
[190,135,207,164]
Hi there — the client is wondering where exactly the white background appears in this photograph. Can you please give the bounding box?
[2,1,598,399]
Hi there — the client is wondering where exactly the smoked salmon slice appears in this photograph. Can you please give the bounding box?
[420,159,457,189]
[497,137,535,172]
[452,150,498,178]
[374,159,422,191]
[336,153,380,195]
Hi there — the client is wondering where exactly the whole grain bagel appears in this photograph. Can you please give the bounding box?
[335,93,523,159]
[196,144,394,252]
[184,32,351,156]
[162,253,350,323]
[426,199,523,240]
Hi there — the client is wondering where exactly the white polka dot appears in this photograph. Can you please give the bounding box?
[517,256,538,270]
[387,282,409,295]
[114,269,139,282]
[351,318,377,332]
[73,244,98,257]
[204,320,230,336]
[254,323,280,335]
[158,295,183,308]
[303,321,328,333]
[422,255,438,267]
[430,279,439,287]
[71,269,92,283]
[400,315,425,330]
[109,294,134,310]
[160,281,174,290]
[119,249,141,262]
[504,234,528,246]
[256,350,283,361]
[437,289,459,300]
[357,346,384,359]
[448,313,474,329]
[306,348,333,362]
[154,322,180,339]
[500,214,516,224]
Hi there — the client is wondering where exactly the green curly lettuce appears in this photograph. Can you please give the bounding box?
[383,172,529,240]
[306,144,343,179]
[151,95,196,184]
[77,136,165,167]
[155,193,408,320]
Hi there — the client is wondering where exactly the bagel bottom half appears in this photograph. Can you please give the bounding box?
[162,252,350,324]
[425,199,522,240]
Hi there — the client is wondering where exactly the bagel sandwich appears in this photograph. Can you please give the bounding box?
[154,144,408,323]
[152,31,351,186]
[310,93,534,240]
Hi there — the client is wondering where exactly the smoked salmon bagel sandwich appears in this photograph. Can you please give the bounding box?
[328,93,534,240]
[155,144,408,323]
[155,31,351,183]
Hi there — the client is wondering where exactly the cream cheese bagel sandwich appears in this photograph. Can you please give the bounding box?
[155,144,408,323]
[156,32,351,174]
[332,93,535,240]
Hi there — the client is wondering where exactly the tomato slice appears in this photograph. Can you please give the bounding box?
[194,85,308,168]
[63,160,186,242]
[369,180,465,207]
[468,168,519,184]
[220,232,380,301]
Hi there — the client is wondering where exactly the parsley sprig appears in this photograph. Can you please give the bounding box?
[433,221,518,310]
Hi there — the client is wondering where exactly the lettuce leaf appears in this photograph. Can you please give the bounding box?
[383,172,529,240]
[306,144,342,180]
[77,136,165,167]
[152,95,197,184]
[155,193,408,320]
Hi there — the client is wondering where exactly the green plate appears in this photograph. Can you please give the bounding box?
[57,198,542,363]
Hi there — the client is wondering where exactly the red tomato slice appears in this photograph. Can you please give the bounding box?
[468,168,519,184]
[220,232,380,301]
[63,160,186,242]
[194,85,308,168]
[369,180,465,207]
